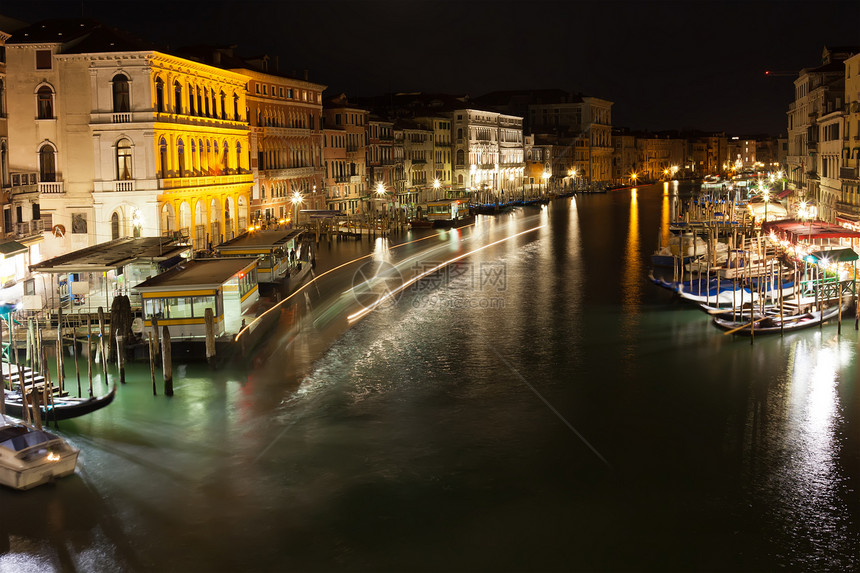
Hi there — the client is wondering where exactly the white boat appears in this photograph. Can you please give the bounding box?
[0,415,79,490]
[701,175,728,189]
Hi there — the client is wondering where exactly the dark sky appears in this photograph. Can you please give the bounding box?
[3,0,859,135]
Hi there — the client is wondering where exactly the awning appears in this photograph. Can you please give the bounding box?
[0,240,27,256]
[808,248,859,263]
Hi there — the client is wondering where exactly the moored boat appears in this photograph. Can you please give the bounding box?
[3,384,116,422]
[0,415,79,490]
[712,301,850,335]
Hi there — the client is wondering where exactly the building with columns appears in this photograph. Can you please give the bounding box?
[6,19,253,262]
[838,52,860,227]
[786,47,857,213]
[323,94,367,214]
[451,107,524,203]
[237,65,325,221]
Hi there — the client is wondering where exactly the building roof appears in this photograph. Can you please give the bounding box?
[216,230,301,253]
[7,18,157,53]
[30,237,189,273]
[133,258,257,291]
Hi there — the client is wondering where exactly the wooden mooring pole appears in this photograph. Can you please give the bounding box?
[148,332,157,396]
[161,325,173,397]
[98,307,108,386]
[204,307,216,367]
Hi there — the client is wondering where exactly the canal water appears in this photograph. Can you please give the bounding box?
[2,182,859,572]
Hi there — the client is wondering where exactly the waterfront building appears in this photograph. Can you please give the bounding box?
[612,130,636,184]
[524,135,553,195]
[817,111,843,223]
[526,95,613,186]
[366,115,397,207]
[6,19,252,263]
[322,94,367,215]
[451,107,524,203]
[838,52,860,228]
[634,134,685,181]
[727,137,758,171]
[786,46,857,213]
[399,119,434,205]
[235,63,325,222]
[414,115,453,199]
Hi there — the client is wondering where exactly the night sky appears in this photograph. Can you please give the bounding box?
[3,0,859,135]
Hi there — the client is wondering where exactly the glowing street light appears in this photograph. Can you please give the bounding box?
[541,170,550,196]
[630,172,638,186]
[433,178,440,200]
[291,191,303,227]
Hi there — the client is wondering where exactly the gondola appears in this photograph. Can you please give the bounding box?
[712,302,848,335]
[2,384,117,422]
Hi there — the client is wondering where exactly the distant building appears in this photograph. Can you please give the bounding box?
[451,107,524,204]
[323,93,367,214]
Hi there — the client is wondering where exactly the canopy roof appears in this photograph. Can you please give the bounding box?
[807,248,859,263]
[762,219,860,243]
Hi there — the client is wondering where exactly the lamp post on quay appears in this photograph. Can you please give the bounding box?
[290,191,303,228]
[433,178,441,201]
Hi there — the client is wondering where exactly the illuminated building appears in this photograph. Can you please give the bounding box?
[6,19,252,260]
[323,93,367,214]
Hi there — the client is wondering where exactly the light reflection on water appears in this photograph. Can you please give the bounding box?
[3,185,860,571]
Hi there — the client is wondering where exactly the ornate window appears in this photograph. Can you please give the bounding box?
[174,81,182,114]
[37,85,54,119]
[116,138,132,180]
[155,78,165,113]
[159,137,168,177]
[112,74,130,113]
[39,144,56,182]
[177,139,185,177]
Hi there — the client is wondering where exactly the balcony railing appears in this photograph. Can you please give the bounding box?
[835,201,860,217]
[112,112,132,123]
[115,180,135,191]
[840,167,858,181]
[159,172,253,190]
[38,181,64,194]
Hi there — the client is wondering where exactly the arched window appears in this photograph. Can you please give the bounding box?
[116,138,132,180]
[203,88,210,116]
[220,91,226,120]
[174,81,182,114]
[196,87,203,116]
[155,78,165,112]
[188,84,196,116]
[112,74,130,113]
[111,212,120,239]
[37,85,54,119]
[191,139,197,173]
[0,141,7,187]
[39,144,56,182]
[158,137,168,177]
[260,184,266,200]
[456,149,465,166]
[0,80,6,117]
[177,139,185,177]
[222,141,228,172]
[235,141,242,172]
[233,93,240,120]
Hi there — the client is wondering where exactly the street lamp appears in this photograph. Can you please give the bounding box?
[630,172,638,187]
[542,171,550,196]
[291,191,303,227]
[433,178,440,200]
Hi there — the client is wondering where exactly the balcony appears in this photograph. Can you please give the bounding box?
[840,167,858,181]
[159,172,253,190]
[114,180,135,192]
[112,112,132,123]
[38,181,64,194]
[10,172,38,195]
[836,201,860,218]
